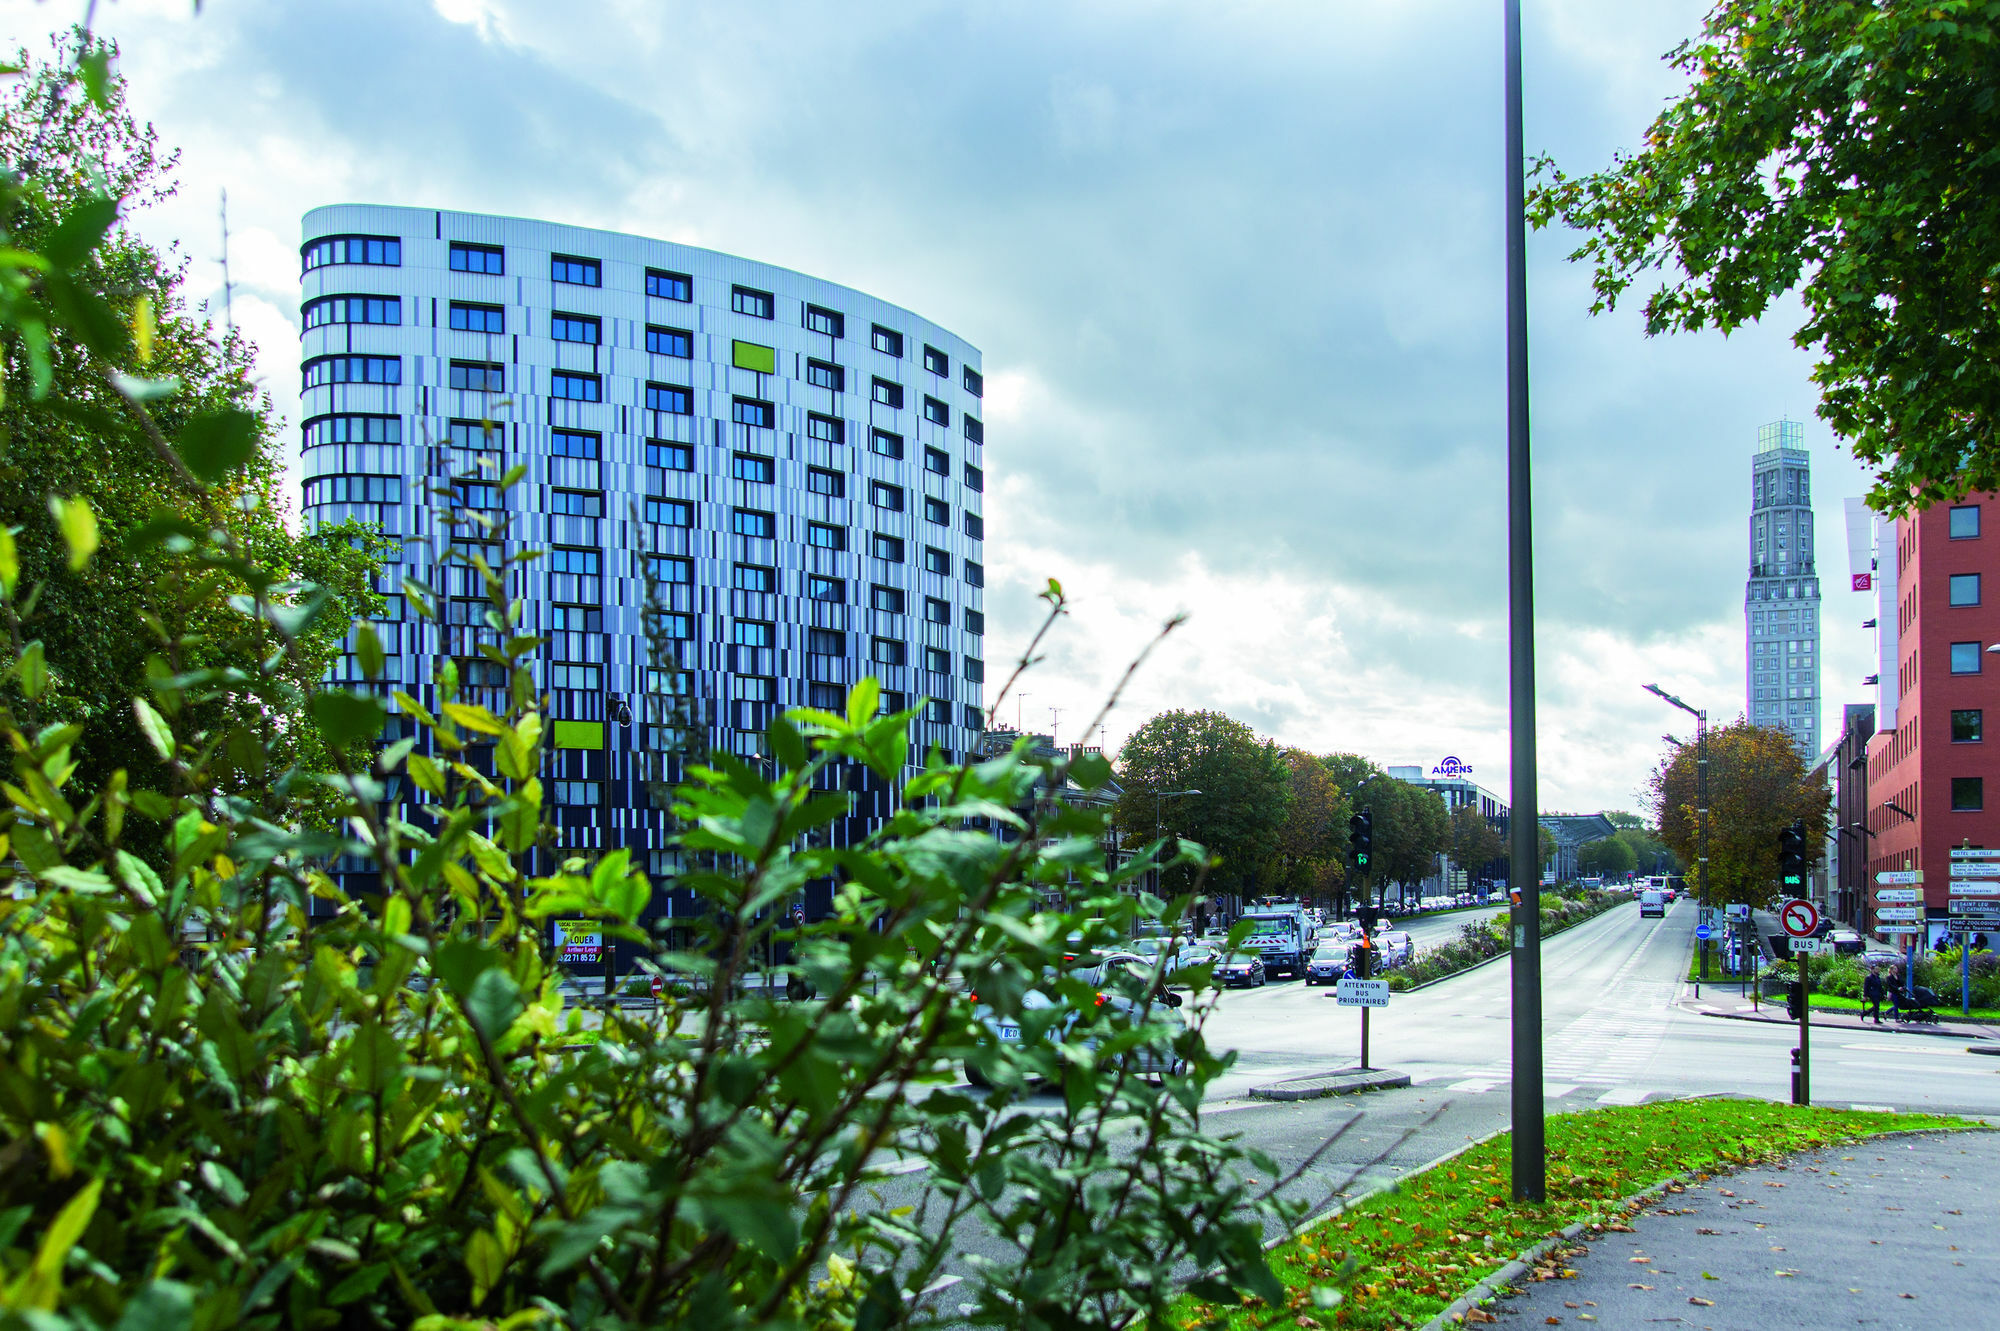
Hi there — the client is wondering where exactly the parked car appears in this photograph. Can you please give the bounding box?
[1305,943,1350,985]
[1376,931,1414,967]
[1829,928,1865,955]
[1214,953,1267,987]
[1124,935,1219,978]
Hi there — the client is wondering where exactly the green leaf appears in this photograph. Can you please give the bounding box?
[76,47,111,110]
[17,640,45,700]
[48,495,98,571]
[43,195,118,270]
[356,622,385,680]
[462,967,524,1040]
[465,1229,504,1306]
[174,408,259,485]
[26,1176,102,1306]
[1071,751,1113,790]
[848,677,880,729]
[309,690,387,751]
[108,370,182,402]
[434,938,500,997]
[132,699,174,760]
[0,524,17,600]
[110,1279,195,1331]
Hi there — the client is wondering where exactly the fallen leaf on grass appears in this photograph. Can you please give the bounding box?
[1689,1296,1715,1306]
[1628,1284,1654,1291]
[1628,1256,1651,1264]
[1463,1312,1498,1325]
[1719,1189,1735,1196]
[1901,1293,1917,1300]
[1776,1269,1799,1278]
[1695,1228,1720,1235]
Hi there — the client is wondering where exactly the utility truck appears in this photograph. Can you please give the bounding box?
[1237,906,1309,979]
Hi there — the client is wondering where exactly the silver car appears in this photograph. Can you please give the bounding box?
[1304,943,1348,985]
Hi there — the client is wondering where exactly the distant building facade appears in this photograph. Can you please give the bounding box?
[1745,419,1822,757]
[1830,703,1875,928]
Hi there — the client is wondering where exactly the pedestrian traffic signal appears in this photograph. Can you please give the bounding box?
[1348,810,1373,875]
[1777,821,1807,891]
[1784,979,1806,1021]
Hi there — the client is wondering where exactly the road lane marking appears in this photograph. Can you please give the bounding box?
[1838,1042,1971,1056]
[1545,1084,1579,1097]
[1448,1079,1501,1093]
[1596,1086,1653,1105]
[1832,1059,1995,1077]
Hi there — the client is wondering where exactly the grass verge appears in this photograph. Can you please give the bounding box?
[1182,1098,1972,1331]
[1808,990,2000,1022]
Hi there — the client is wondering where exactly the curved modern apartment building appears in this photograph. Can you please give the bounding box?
[299,205,988,921]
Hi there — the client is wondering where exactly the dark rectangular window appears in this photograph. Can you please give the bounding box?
[549,370,602,402]
[871,585,906,613]
[870,428,904,459]
[449,301,505,333]
[303,295,401,328]
[449,242,504,275]
[656,613,695,639]
[1950,505,1981,539]
[1954,776,1985,811]
[871,325,904,357]
[923,396,949,427]
[965,559,984,587]
[304,234,402,269]
[807,359,845,391]
[926,698,950,723]
[808,627,845,656]
[924,647,950,674]
[547,605,601,633]
[303,414,401,447]
[924,546,950,575]
[872,377,904,409]
[807,522,846,550]
[551,254,601,286]
[963,703,984,729]
[1953,641,1984,674]
[646,383,693,415]
[923,345,949,376]
[446,419,501,450]
[924,446,949,475]
[805,304,844,338]
[963,512,984,539]
[550,489,603,517]
[871,481,905,511]
[551,313,600,344]
[964,657,985,683]
[807,575,845,603]
[646,498,694,527]
[807,413,845,444]
[807,466,845,497]
[646,440,693,471]
[731,285,775,319]
[963,366,983,397]
[965,608,984,634]
[732,508,776,538]
[646,268,692,301]
[963,415,984,445]
[733,565,777,593]
[733,397,776,429]
[304,354,402,389]
[872,637,907,665]
[452,481,501,511]
[872,533,905,562]
[732,452,776,484]
[447,359,502,391]
[733,620,775,647]
[1953,709,1984,743]
[879,689,908,714]
[646,555,693,584]
[304,474,403,505]
[810,682,845,710]
[1952,573,1982,606]
[550,429,600,459]
[646,325,693,357]
[924,496,949,525]
[924,596,949,624]
[964,463,984,492]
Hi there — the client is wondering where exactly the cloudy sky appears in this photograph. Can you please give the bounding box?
[10,0,1885,814]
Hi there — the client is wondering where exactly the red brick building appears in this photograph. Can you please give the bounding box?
[1865,493,2000,940]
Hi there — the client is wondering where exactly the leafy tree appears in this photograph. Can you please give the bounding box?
[1650,720,1832,908]
[1528,1,2000,512]
[1262,748,1348,907]
[1113,709,1291,901]
[1538,824,1558,873]
[1577,835,1637,878]
[1447,802,1505,883]
[1373,778,1451,904]
[1614,824,1678,876]
[1603,810,1646,831]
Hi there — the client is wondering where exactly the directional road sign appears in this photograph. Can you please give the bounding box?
[1874,888,1922,903]
[1334,977,1390,1008]
[1876,870,1924,885]
[1951,883,2000,896]
[1946,920,1992,934]
[1781,898,1821,938]
[1949,900,2000,916]
[1948,862,2000,878]
[1950,848,2000,859]
[1878,925,1924,935]
[1695,923,1712,941]
[1875,907,1926,921]
[1791,936,1834,956]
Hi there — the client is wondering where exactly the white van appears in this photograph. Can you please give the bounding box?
[1639,889,1666,918]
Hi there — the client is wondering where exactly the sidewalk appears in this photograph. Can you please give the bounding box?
[1680,986,1997,1042]
[1489,1130,1998,1328]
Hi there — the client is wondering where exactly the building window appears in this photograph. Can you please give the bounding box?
[964,657,984,683]
[807,522,846,550]
[923,345,949,376]
[732,508,776,538]
[646,325,693,358]
[922,396,949,427]
[733,564,778,593]
[551,780,601,806]
[304,354,402,389]
[446,359,501,391]
[926,699,950,723]
[449,242,504,275]
[964,608,984,635]
[732,453,775,484]
[655,613,695,639]
[1953,641,1984,674]
[964,463,984,492]
[872,533,905,562]
[807,575,845,603]
[646,383,692,415]
[807,466,845,497]
[646,498,694,527]
[807,359,845,391]
[924,596,949,624]
[1954,776,1985,811]
[304,234,401,270]
[1952,573,1982,606]
[547,605,601,633]
[550,489,603,518]
[449,302,504,333]
[1948,504,1981,539]
[963,415,984,445]
[303,294,401,328]
[871,325,904,357]
[551,313,600,344]
[872,377,904,409]
[735,675,777,702]
[810,682,845,710]
[733,620,775,648]
[963,512,984,539]
[870,429,904,459]
[965,560,984,587]
[551,429,599,459]
[871,481,905,511]
[646,268,692,301]
[871,585,906,613]
[805,304,844,338]
[1953,709,1984,743]
[807,413,845,444]
[646,555,692,584]
[733,397,776,429]
[924,446,949,475]
[808,627,844,655]
[924,546,950,575]
[546,662,601,691]
[732,285,775,319]
[924,497,949,525]
[551,254,601,287]
[303,414,401,447]
[963,366,983,397]
[304,474,403,506]
[962,703,983,729]
[452,480,502,511]
[924,647,950,674]
[549,370,602,402]
[871,637,907,665]
[446,419,501,450]
[646,440,693,471]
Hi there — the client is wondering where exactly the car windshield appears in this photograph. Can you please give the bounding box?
[1312,946,1344,960]
[1126,938,1163,956]
[1242,919,1291,938]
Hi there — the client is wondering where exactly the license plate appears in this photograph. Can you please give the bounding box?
[997,1025,1021,1041]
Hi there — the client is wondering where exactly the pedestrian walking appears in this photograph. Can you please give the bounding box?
[1863,967,1887,1024]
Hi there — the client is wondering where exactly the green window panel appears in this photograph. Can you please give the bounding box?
[551,719,605,750]
[732,340,776,374]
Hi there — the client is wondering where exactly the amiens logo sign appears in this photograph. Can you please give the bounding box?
[1430,756,1473,779]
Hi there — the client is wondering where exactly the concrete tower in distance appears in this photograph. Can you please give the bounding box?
[1745,419,1822,755]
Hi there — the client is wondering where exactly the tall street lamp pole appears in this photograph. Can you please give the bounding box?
[1645,683,1709,966]
[1155,788,1202,898]
[1502,0,1545,1204]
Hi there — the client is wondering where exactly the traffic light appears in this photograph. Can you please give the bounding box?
[1777,821,1807,892]
[1785,979,1806,1021]
[1348,810,1373,876]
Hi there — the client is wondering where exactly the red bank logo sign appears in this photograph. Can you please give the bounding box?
[1852,574,1872,591]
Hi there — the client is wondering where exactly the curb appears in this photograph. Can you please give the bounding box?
[1248,1069,1412,1101]
[1971,1044,2000,1057]
[1690,1006,1993,1041]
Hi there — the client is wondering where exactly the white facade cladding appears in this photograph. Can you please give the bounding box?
[1744,419,1822,756]
[299,205,987,923]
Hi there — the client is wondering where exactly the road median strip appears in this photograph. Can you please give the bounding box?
[1249,1069,1413,1101]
